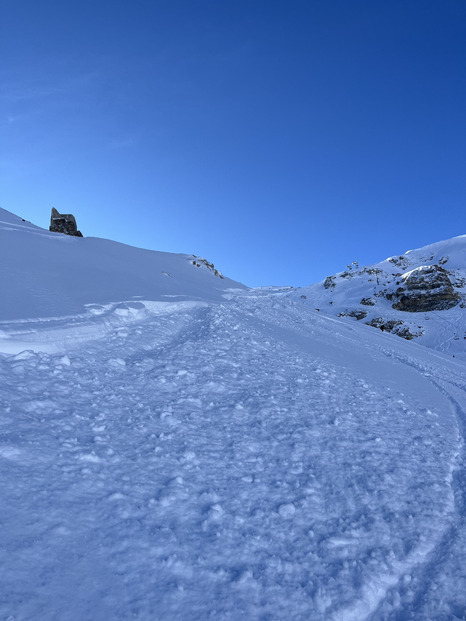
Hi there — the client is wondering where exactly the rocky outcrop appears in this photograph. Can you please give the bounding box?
[49,208,83,237]
[190,256,224,279]
[366,317,423,340]
[323,276,336,289]
[391,265,460,312]
[338,309,367,320]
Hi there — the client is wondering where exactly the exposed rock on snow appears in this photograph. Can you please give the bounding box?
[391,265,460,312]
[365,317,423,340]
[190,255,224,278]
[288,234,466,357]
[49,207,83,237]
[338,309,368,320]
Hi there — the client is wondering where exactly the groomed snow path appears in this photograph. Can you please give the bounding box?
[1,293,465,620]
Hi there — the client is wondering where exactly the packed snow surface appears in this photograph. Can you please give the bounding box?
[1,210,466,620]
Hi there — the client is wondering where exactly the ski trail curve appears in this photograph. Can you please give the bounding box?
[366,347,466,620]
[231,294,465,620]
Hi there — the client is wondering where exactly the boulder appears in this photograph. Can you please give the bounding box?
[49,207,83,237]
[338,309,367,320]
[391,265,460,312]
[365,317,422,340]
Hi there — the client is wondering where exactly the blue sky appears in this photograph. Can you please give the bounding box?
[1,1,465,287]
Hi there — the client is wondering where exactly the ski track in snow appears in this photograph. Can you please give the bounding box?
[364,346,466,620]
[0,294,465,620]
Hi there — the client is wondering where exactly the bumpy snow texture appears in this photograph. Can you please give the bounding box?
[1,208,466,621]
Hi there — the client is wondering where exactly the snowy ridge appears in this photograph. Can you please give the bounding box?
[288,235,466,360]
[0,207,245,322]
[1,209,466,619]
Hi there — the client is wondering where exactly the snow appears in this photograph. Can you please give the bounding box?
[290,234,466,359]
[0,208,245,322]
[1,209,466,620]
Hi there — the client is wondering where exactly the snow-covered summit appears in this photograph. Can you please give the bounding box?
[289,235,466,359]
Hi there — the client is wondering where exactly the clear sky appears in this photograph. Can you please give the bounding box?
[1,1,465,287]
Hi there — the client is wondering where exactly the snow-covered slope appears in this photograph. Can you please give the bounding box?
[288,236,466,360]
[1,209,466,620]
[0,207,244,321]
[0,208,245,352]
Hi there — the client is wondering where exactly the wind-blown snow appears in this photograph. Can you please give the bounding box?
[1,209,466,620]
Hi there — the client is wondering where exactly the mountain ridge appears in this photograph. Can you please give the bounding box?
[0,207,245,322]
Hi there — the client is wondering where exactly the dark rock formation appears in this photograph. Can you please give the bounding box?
[338,309,367,320]
[365,317,422,340]
[366,317,402,332]
[323,276,336,289]
[190,256,224,278]
[391,265,460,312]
[49,208,83,237]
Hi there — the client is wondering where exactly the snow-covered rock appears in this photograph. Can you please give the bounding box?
[391,264,460,312]
[289,235,466,359]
